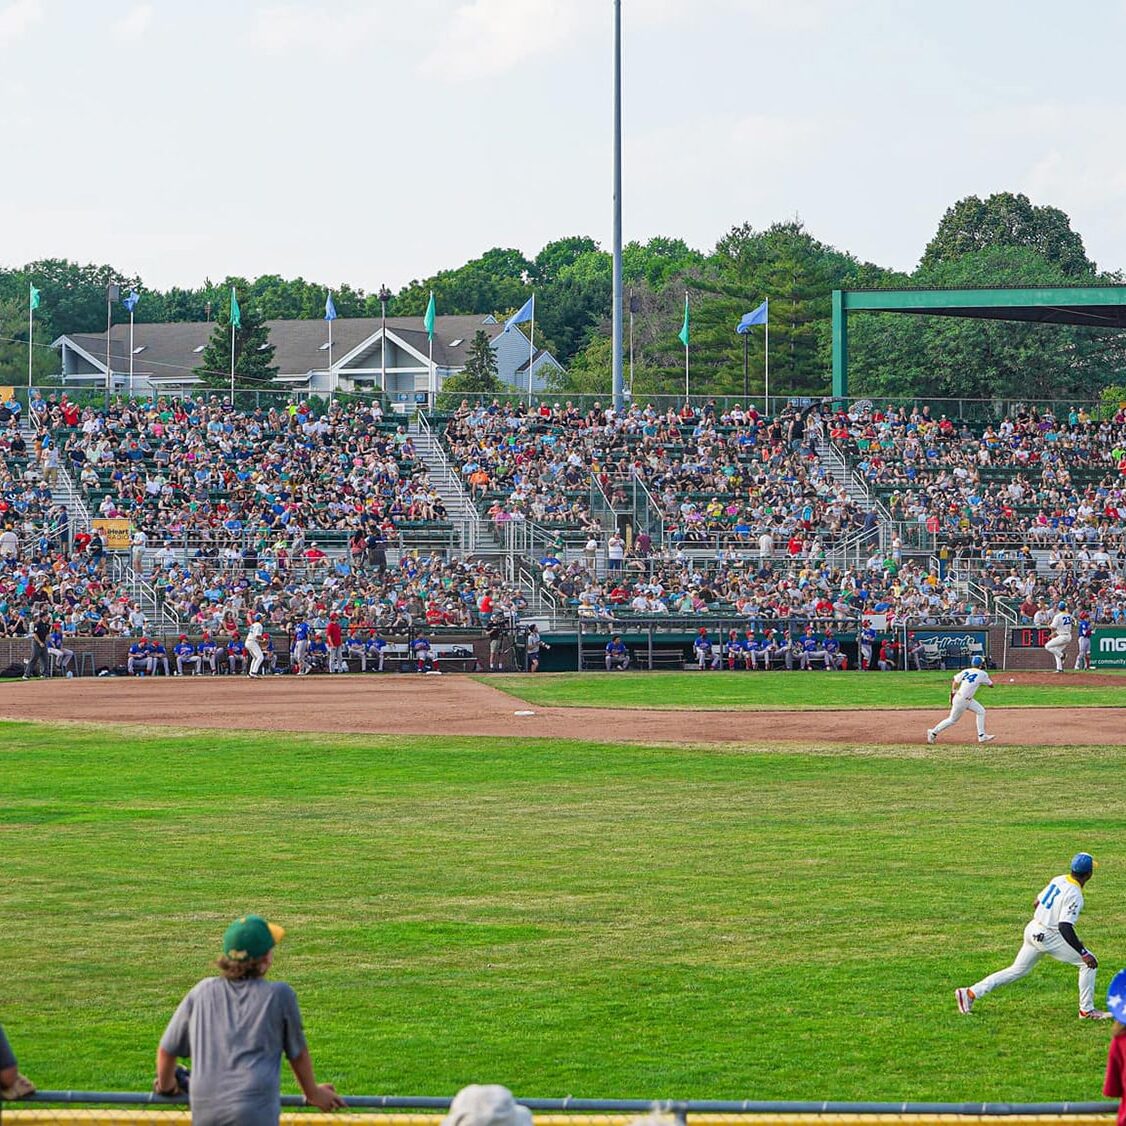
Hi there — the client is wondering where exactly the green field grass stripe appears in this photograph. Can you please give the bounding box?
[482,671,1126,711]
[3,722,1126,1100]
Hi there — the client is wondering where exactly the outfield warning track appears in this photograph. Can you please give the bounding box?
[0,675,1121,747]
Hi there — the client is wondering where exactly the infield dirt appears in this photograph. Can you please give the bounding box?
[1,671,1121,746]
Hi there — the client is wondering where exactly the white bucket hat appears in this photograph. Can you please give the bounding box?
[443,1086,532,1126]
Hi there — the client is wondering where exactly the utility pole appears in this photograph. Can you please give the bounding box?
[610,0,624,413]
[379,284,391,398]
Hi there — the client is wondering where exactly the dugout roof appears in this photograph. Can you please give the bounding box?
[831,285,1126,397]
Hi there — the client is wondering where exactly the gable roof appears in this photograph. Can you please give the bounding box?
[58,315,515,381]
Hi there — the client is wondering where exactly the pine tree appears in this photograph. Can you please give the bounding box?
[436,330,503,407]
[194,294,277,387]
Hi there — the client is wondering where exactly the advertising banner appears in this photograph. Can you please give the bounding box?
[1092,628,1126,669]
[92,518,133,551]
[913,628,988,667]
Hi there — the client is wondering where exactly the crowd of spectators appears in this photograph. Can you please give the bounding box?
[829,400,1126,622]
[539,543,979,627]
[147,549,525,639]
[444,398,873,550]
[31,390,449,545]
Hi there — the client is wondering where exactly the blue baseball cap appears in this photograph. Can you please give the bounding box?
[1058,601,1068,609]
[1108,969,1126,1023]
[1070,852,1097,876]
[970,655,984,667]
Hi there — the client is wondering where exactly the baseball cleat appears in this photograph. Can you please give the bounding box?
[1079,1008,1112,1020]
[955,987,975,1014]
[978,734,996,743]
[926,729,936,744]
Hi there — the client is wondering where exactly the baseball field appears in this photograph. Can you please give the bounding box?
[3,670,1125,1103]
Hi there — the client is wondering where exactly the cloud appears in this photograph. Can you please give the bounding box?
[113,3,153,43]
[418,0,593,81]
[0,0,42,46]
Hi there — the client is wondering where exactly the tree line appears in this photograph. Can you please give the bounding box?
[2,191,1123,400]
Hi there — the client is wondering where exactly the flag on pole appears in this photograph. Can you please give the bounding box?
[424,291,436,340]
[230,288,241,329]
[737,299,768,333]
[505,296,534,329]
[29,284,40,311]
[324,292,337,321]
[678,294,690,347]
[123,289,140,313]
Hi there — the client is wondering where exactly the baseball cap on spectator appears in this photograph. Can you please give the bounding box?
[1107,968,1126,1023]
[443,1086,532,1126]
[222,914,285,961]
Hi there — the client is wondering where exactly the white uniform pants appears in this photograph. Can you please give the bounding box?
[932,696,986,737]
[1075,636,1090,669]
[293,639,308,673]
[246,639,264,675]
[1045,634,1070,669]
[971,920,1095,1012]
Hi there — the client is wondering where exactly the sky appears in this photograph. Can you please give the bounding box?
[3,0,1126,293]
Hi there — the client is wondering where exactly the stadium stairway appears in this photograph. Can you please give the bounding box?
[409,414,565,623]
[24,417,179,634]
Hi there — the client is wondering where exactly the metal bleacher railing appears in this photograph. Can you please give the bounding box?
[6,1091,1119,1125]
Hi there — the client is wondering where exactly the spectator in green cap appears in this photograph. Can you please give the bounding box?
[155,913,344,1124]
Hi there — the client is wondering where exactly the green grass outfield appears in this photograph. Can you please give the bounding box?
[485,670,1126,711]
[4,722,1126,1102]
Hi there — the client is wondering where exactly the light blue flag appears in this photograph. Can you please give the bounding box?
[505,295,534,329]
[122,289,140,313]
[325,292,337,321]
[736,299,768,333]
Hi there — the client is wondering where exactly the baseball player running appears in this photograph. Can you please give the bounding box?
[246,616,265,678]
[1075,613,1092,670]
[926,655,995,744]
[1046,601,1074,672]
[956,852,1110,1020]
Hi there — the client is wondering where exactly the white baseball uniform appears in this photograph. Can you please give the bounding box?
[968,874,1096,1012]
[1045,610,1073,671]
[246,621,265,676]
[930,667,992,739]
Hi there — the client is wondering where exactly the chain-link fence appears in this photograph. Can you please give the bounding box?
[2,1094,1118,1124]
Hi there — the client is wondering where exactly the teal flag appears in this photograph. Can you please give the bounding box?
[678,294,690,348]
[424,291,436,341]
[230,287,241,329]
[29,283,40,311]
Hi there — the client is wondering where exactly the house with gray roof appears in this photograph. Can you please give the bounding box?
[53,314,562,408]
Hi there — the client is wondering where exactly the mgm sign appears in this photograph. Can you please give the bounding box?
[1092,628,1126,669]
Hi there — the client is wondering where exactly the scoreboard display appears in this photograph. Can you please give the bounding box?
[1010,628,1052,648]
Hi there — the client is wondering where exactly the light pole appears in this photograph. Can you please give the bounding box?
[105,282,120,409]
[611,0,624,413]
[379,285,391,398]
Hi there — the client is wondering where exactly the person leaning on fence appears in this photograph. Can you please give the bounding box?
[155,913,344,1124]
[0,1023,35,1101]
[443,1085,532,1126]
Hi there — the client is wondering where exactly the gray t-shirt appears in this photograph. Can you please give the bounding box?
[160,976,307,1126]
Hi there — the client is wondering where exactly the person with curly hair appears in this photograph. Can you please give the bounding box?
[155,914,343,1124]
